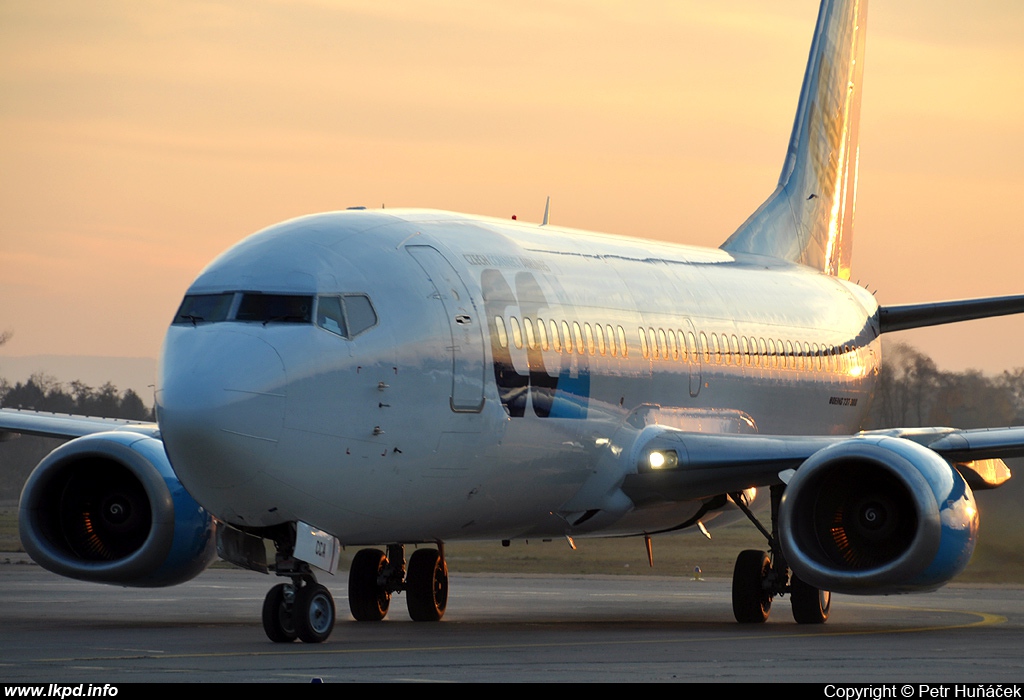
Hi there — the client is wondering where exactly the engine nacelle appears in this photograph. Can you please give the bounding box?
[19,432,217,587]
[779,436,978,595]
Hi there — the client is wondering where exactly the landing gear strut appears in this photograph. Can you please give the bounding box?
[728,485,830,624]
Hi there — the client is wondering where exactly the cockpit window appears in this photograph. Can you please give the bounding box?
[316,294,378,338]
[316,296,347,337]
[236,294,313,324]
[173,293,235,325]
[172,291,373,336]
[344,294,377,336]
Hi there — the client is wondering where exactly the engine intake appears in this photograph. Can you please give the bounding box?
[19,432,217,587]
[779,436,978,594]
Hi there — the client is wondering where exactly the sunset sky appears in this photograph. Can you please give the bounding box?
[2,0,1023,377]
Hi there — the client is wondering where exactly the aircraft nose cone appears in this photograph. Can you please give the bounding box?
[157,329,286,492]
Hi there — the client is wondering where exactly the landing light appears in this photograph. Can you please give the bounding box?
[648,450,679,470]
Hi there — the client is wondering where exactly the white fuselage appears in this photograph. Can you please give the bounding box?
[156,209,879,544]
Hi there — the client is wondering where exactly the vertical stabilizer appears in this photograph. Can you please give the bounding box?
[721,0,867,279]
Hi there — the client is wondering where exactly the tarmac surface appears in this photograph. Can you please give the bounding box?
[2,557,1022,683]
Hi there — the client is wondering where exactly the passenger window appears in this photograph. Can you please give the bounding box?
[573,322,584,355]
[495,316,509,348]
[523,317,536,349]
[584,323,595,355]
[618,326,628,357]
[511,316,523,349]
[657,328,667,360]
[639,328,650,359]
[561,321,573,353]
[550,320,561,352]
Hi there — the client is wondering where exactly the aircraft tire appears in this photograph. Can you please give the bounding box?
[406,548,448,622]
[262,583,298,643]
[349,548,391,621]
[791,575,831,624]
[295,582,335,643]
[732,549,772,623]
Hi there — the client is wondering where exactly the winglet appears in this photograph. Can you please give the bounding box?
[541,196,550,227]
[721,0,868,280]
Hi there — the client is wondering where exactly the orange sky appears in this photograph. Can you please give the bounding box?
[2,0,1023,376]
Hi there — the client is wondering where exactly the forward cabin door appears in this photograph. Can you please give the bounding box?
[407,245,486,412]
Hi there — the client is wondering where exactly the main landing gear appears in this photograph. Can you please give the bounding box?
[348,544,449,623]
[728,485,830,625]
[261,540,448,643]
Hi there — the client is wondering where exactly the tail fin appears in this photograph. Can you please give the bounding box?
[721,0,868,280]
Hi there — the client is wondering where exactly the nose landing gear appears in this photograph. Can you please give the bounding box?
[261,575,336,643]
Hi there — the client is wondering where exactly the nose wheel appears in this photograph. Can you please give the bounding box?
[295,582,336,643]
[261,583,298,642]
[262,578,336,643]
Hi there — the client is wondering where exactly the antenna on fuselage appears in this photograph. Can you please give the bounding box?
[541,196,550,226]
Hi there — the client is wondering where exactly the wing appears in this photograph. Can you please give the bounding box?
[622,423,1016,598]
[621,424,1016,506]
[0,407,159,440]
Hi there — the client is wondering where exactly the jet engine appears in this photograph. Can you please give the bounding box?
[18,431,217,587]
[779,436,978,594]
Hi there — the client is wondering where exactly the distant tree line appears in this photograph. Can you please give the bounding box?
[866,342,1024,430]
[0,373,152,421]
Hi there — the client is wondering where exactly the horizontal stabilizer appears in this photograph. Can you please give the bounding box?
[879,294,1024,333]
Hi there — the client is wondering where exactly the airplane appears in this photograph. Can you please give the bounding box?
[4,0,1024,644]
